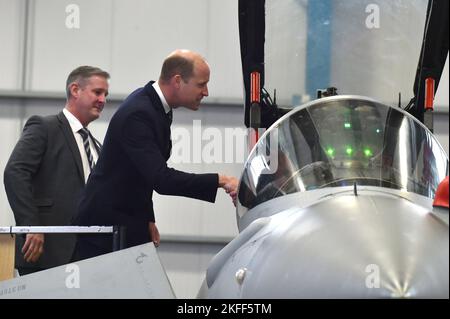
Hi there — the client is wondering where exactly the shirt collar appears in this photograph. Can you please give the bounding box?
[63,108,84,133]
[152,81,171,114]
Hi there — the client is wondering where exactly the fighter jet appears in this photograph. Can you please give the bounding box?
[199,0,449,298]
[200,95,448,298]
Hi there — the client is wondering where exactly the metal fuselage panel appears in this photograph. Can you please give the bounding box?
[207,190,449,298]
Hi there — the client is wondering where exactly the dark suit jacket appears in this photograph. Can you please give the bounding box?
[3,112,98,269]
[73,81,218,254]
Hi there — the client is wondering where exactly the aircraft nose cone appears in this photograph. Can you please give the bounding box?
[239,194,449,298]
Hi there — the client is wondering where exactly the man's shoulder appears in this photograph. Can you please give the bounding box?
[124,87,154,105]
[26,113,61,125]
[118,88,159,115]
[23,113,64,134]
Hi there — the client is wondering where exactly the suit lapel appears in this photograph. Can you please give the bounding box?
[57,112,85,182]
[145,82,172,160]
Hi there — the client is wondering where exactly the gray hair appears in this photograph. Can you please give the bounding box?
[66,66,110,98]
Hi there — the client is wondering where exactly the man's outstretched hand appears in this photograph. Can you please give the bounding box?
[219,175,239,206]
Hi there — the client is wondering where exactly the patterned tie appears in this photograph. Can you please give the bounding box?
[78,128,94,171]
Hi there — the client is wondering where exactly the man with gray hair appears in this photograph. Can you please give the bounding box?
[4,66,109,275]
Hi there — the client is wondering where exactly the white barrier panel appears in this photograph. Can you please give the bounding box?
[0,243,175,299]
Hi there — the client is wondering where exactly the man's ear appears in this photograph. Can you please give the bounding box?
[69,82,80,98]
[173,75,182,89]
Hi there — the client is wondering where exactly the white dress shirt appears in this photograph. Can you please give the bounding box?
[63,108,99,183]
[152,81,171,114]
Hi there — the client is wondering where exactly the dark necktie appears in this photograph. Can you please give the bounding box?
[167,109,173,125]
[78,128,95,170]
[166,110,172,159]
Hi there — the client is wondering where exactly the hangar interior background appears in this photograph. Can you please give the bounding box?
[0,0,447,298]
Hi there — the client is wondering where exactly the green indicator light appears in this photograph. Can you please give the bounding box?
[344,123,352,129]
[326,148,335,156]
[376,128,381,133]
[364,148,373,157]
[346,147,353,155]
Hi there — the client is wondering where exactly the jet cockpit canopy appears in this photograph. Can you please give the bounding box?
[237,96,449,219]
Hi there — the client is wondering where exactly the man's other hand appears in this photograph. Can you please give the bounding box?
[148,222,160,247]
[22,233,44,263]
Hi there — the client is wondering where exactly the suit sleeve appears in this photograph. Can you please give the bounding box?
[121,111,219,202]
[3,116,47,226]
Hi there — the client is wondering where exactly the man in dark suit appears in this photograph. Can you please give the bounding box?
[3,66,110,275]
[73,50,238,260]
